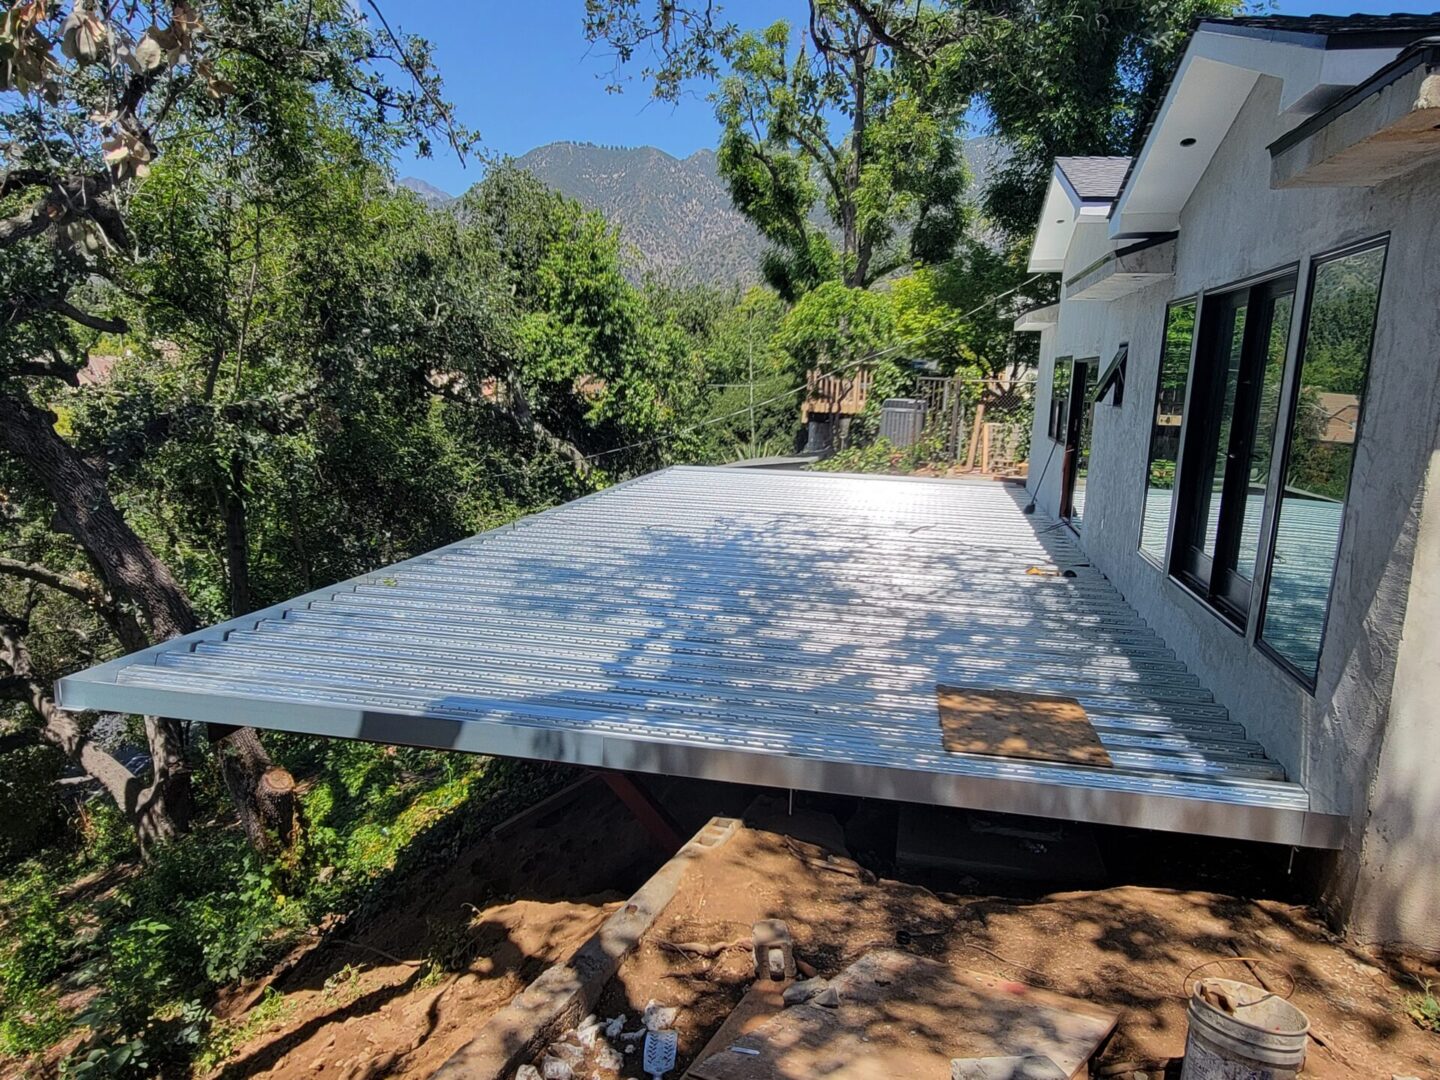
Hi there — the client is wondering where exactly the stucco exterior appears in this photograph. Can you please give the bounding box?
[1024,74,1440,955]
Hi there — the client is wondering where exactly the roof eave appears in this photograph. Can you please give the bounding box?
[1108,23,1407,239]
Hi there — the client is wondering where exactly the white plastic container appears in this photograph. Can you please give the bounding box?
[1180,977,1310,1080]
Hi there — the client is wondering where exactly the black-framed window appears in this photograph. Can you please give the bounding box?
[1063,358,1097,525]
[1047,356,1073,441]
[1258,239,1387,684]
[1171,270,1296,625]
[1095,343,1128,407]
[1141,303,1196,561]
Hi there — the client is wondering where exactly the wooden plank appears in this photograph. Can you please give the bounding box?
[689,950,1117,1080]
[682,982,791,1079]
[432,817,740,1080]
[936,684,1113,769]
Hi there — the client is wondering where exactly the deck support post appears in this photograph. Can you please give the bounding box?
[595,769,684,852]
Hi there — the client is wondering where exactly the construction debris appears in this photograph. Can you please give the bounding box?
[781,977,829,1006]
[749,919,795,981]
[687,950,1117,1079]
[952,1057,1070,1080]
[642,999,680,1032]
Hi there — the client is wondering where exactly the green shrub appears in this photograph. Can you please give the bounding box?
[0,744,67,867]
[0,863,76,1056]
[1405,979,1440,1033]
[811,435,950,476]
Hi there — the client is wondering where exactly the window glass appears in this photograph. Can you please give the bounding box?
[1048,357,1072,441]
[1171,272,1295,625]
[1199,300,1248,561]
[1234,290,1293,582]
[1140,302,1195,559]
[1068,360,1095,524]
[1261,243,1386,681]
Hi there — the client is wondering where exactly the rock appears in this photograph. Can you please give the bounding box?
[595,1045,624,1071]
[576,1022,603,1049]
[541,1058,574,1080]
[603,1014,626,1039]
[514,1067,542,1080]
[642,999,678,1031]
[814,986,841,1008]
[783,977,829,1006]
[550,1041,585,1064]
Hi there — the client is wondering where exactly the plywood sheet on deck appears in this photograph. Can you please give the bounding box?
[937,684,1113,768]
[689,950,1117,1080]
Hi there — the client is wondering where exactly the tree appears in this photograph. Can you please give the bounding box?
[463,164,709,474]
[587,0,1237,247]
[590,2,970,297]
[927,0,1241,239]
[0,0,465,851]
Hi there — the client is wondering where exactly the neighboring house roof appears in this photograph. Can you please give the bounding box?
[1108,12,1440,238]
[76,355,119,386]
[1053,157,1131,201]
[1026,158,1133,272]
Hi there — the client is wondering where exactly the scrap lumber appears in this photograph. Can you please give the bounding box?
[687,950,1117,1080]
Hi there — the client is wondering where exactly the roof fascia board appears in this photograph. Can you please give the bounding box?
[1108,27,1400,239]
[1026,167,1087,273]
[1270,50,1440,187]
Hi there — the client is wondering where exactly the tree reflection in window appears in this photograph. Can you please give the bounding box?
[1140,301,1195,560]
[1260,242,1386,683]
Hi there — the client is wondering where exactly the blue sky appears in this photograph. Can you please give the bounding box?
[387,0,1416,195]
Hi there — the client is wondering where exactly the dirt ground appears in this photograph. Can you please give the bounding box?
[591,802,1438,1079]
[208,776,663,1080]
[211,784,1439,1080]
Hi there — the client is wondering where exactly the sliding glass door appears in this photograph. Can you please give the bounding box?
[1060,358,1096,527]
[1172,273,1295,624]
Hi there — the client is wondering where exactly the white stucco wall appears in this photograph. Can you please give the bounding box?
[1025,75,1440,954]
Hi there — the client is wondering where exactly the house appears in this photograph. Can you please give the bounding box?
[1015,13,1440,955]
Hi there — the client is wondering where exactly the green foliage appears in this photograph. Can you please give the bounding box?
[1405,979,1440,1033]
[968,0,1243,240]
[0,744,66,866]
[811,435,950,475]
[192,987,295,1076]
[714,11,967,293]
[7,751,506,1077]
[0,865,75,1056]
[775,281,897,378]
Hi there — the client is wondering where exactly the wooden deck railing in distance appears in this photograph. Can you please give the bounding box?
[801,367,872,420]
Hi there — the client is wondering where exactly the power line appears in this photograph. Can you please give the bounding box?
[582,274,1045,464]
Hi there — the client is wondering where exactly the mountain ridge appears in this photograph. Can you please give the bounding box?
[400,136,1003,285]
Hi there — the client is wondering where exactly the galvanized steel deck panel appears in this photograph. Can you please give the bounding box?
[57,467,1344,847]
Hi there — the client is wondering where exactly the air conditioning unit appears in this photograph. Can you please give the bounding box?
[879,398,927,448]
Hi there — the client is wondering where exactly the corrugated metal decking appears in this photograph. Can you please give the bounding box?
[57,467,1344,847]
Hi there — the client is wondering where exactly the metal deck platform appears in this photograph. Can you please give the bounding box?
[57,467,1344,847]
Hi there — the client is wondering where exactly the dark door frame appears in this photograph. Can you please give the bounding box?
[1059,357,1097,526]
[1171,271,1297,625]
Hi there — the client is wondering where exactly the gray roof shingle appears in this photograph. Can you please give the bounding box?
[1204,12,1440,48]
[1054,157,1132,201]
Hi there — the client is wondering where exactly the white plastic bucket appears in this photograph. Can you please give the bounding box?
[1179,978,1309,1080]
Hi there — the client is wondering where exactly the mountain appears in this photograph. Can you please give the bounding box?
[513,142,765,287]
[402,137,1007,286]
[398,176,457,210]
